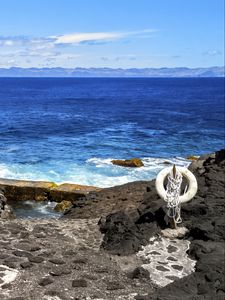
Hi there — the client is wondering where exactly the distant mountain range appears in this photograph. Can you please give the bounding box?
[0,66,224,77]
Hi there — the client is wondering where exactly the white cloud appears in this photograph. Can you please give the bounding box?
[53,32,121,44]
[52,29,157,45]
[0,29,157,67]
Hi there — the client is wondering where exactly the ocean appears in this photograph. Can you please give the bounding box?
[0,77,224,188]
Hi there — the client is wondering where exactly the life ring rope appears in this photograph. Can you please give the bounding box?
[155,166,198,225]
[164,168,183,223]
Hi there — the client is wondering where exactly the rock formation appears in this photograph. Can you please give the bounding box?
[112,158,144,167]
[100,149,225,299]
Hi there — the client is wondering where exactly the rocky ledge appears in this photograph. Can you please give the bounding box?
[0,149,224,299]
[65,148,225,299]
[0,179,100,205]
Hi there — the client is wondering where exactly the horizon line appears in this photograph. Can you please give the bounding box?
[1,66,224,70]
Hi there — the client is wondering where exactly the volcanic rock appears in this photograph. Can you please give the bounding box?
[91,148,225,299]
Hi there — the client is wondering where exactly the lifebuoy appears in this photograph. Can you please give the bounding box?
[155,166,198,203]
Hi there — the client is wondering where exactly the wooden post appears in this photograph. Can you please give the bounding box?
[170,165,177,229]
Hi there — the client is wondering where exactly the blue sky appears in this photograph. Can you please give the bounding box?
[0,0,224,68]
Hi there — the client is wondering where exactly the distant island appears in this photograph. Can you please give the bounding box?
[0,66,224,77]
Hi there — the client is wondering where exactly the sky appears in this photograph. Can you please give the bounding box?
[0,0,224,68]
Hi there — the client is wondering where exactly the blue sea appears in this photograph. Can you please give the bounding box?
[0,78,224,187]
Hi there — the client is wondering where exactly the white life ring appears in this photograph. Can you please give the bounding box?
[155,166,198,204]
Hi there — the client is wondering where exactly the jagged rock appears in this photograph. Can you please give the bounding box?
[111,158,144,168]
[99,200,166,255]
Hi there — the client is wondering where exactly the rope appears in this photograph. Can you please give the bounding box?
[164,168,183,224]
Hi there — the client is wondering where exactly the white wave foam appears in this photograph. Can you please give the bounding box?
[86,157,114,167]
[0,156,191,189]
[87,156,190,169]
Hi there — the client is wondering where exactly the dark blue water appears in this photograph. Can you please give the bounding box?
[0,78,224,187]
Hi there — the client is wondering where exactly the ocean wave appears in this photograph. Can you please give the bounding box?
[87,156,190,169]
[0,156,190,189]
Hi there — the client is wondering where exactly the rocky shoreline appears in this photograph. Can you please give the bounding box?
[0,149,224,299]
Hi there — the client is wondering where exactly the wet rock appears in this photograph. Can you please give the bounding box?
[111,158,144,168]
[186,155,200,161]
[0,179,55,201]
[54,200,73,212]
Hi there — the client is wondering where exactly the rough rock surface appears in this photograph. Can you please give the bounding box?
[0,218,153,299]
[0,179,100,203]
[49,183,101,203]
[63,180,151,219]
[99,149,225,299]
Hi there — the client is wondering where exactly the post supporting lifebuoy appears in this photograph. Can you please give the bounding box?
[155,165,198,228]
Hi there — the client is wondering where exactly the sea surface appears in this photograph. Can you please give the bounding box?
[0,77,224,188]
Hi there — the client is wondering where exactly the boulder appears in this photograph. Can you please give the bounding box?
[54,200,73,213]
[186,155,200,161]
[111,158,144,168]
